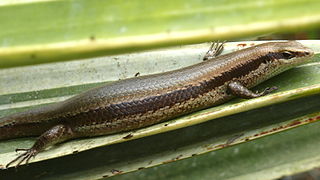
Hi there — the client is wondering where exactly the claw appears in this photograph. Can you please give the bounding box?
[260,86,278,96]
[15,148,29,152]
[6,148,37,169]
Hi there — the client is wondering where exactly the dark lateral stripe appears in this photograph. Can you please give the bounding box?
[212,52,285,88]
[74,52,283,121]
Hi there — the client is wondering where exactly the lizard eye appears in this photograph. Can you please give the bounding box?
[281,51,295,59]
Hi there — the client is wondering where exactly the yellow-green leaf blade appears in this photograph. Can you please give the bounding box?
[1,0,320,67]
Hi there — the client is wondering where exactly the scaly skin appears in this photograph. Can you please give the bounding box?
[0,41,314,168]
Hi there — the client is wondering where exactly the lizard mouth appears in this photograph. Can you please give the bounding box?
[295,51,313,57]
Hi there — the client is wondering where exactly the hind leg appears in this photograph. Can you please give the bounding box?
[6,124,74,168]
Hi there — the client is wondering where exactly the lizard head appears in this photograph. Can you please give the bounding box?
[266,41,314,66]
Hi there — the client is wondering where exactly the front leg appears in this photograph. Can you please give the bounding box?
[227,81,278,99]
[6,124,74,168]
[203,41,225,61]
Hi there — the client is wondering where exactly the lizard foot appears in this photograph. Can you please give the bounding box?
[6,148,38,168]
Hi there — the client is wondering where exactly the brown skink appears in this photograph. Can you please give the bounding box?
[0,41,314,168]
